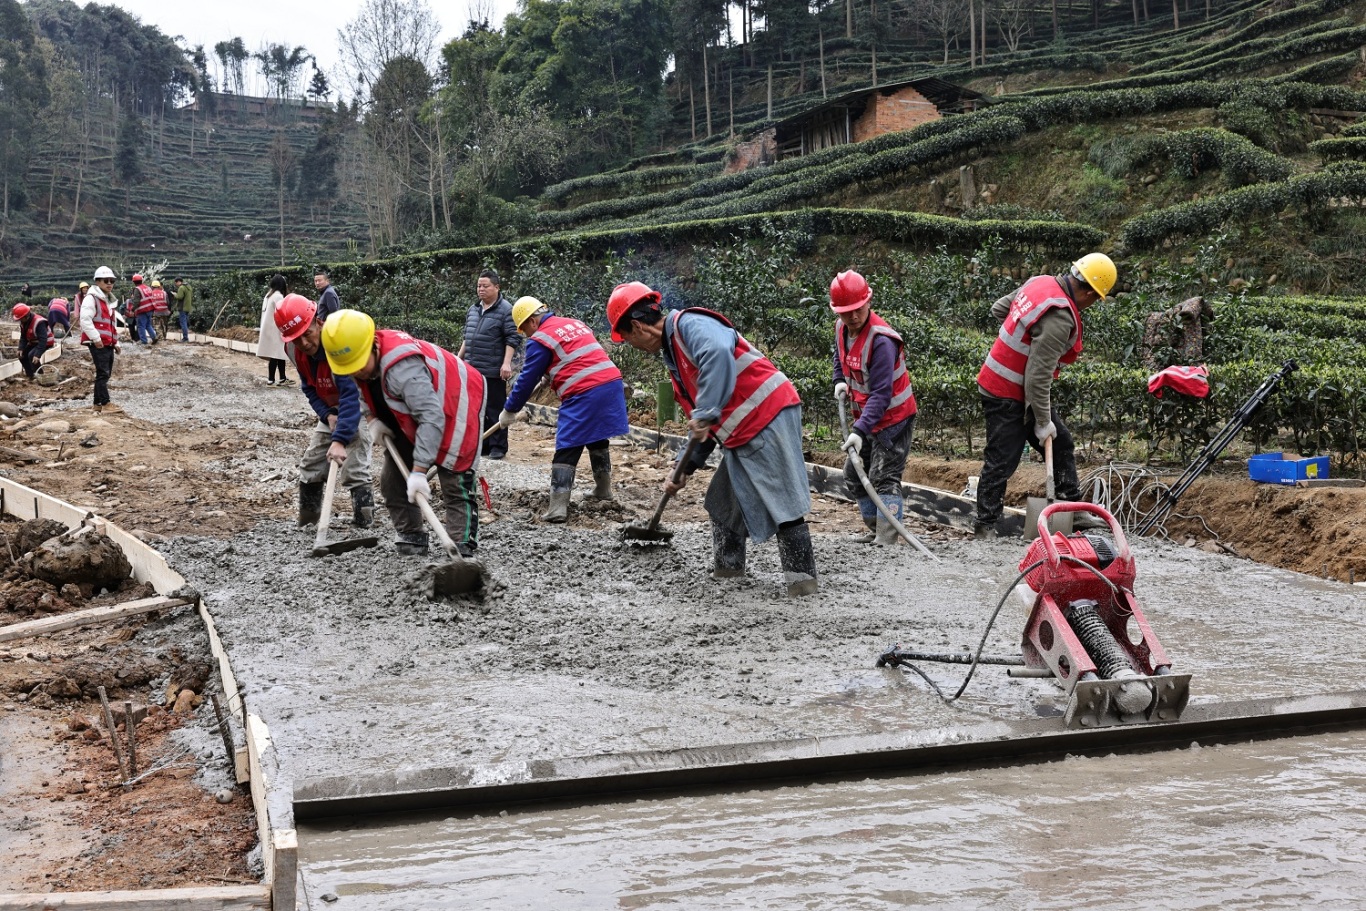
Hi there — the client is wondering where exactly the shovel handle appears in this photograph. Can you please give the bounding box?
[647,437,700,532]
[313,460,340,551]
[381,436,461,557]
[1044,436,1055,503]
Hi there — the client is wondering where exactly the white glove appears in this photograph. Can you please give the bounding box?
[834,382,849,402]
[368,419,393,445]
[406,470,431,503]
[1035,420,1057,443]
[498,409,518,428]
[842,431,864,454]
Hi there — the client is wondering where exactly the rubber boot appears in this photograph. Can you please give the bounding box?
[298,481,324,526]
[711,521,748,579]
[350,484,374,528]
[542,464,575,523]
[776,520,819,598]
[396,534,429,556]
[873,495,904,546]
[851,496,878,544]
[588,448,614,500]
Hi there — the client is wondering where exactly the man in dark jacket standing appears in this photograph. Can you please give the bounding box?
[456,269,522,459]
[314,267,341,321]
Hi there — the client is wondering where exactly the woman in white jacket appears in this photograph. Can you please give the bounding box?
[259,274,292,385]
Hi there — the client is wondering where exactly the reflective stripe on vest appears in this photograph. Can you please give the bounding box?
[529,315,622,399]
[23,316,53,349]
[145,288,170,314]
[835,313,917,433]
[90,293,117,347]
[976,275,1083,401]
[665,308,801,448]
[286,340,340,407]
[362,330,485,472]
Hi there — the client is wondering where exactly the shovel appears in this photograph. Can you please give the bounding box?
[1023,436,1073,542]
[621,437,700,546]
[381,436,487,596]
[310,460,380,557]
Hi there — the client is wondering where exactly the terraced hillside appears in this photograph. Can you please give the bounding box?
[2,108,367,288]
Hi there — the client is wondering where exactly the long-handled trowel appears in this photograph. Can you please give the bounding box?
[1023,436,1073,542]
[310,460,379,557]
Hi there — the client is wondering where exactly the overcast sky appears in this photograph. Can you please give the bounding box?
[104,0,522,87]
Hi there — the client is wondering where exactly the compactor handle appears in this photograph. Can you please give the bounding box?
[1038,503,1132,567]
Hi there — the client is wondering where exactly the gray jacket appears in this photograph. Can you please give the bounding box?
[461,296,522,376]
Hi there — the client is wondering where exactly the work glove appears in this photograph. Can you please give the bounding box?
[368,419,393,446]
[1034,420,1057,443]
[834,382,849,402]
[498,408,518,429]
[406,470,431,504]
[842,428,870,455]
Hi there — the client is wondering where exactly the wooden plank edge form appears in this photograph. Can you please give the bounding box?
[246,715,297,911]
[0,885,270,910]
[0,596,190,644]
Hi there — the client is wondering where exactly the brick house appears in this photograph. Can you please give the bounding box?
[771,77,983,160]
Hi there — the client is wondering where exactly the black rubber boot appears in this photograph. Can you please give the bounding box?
[711,520,748,579]
[589,447,614,500]
[298,482,324,526]
[396,534,429,556]
[350,484,374,528]
[543,464,575,523]
[776,520,819,598]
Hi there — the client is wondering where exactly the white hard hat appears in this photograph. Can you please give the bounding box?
[93,266,116,280]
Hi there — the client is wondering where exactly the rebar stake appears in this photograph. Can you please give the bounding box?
[97,686,127,781]
[210,693,236,777]
[124,700,137,779]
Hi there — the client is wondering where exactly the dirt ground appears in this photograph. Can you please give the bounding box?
[4,338,1366,893]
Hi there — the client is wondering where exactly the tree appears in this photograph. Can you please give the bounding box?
[337,0,440,102]
[114,112,145,187]
[267,130,296,265]
[992,0,1030,53]
[308,65,331,106]
[214,37,248,97]
[254,43,310,104]
[0,0,50,236]
[916,0,964,63]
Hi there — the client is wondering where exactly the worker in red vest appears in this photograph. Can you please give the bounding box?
[973,253,1117,539]
[497,295,629,522]
[12,303,54,378]
[830,270,918,546]
[322,309,485,558]
[80,267,122,412]
[45,297,71,337]
[608,281,818,598]
[275,295,374,528]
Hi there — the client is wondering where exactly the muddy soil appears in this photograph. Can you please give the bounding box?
[6,338,1366,889]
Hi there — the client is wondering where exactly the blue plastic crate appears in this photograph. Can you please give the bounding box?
[1247,451,1330,485]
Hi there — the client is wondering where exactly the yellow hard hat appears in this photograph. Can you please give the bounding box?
[151,279,162,288]
[1071,253,1117,299]
[79,282,90,290]
[322,309,376,375]
[511,295,547,331]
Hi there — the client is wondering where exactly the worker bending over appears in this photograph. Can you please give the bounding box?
[974,253,1117,538]
[12,303,54,378]
[274,295,374,528]
[609,281,818,598]
[322,310,485,558]
[829,270,918,546]
[498,296,629,522]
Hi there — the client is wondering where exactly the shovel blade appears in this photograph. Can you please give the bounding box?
[431,557,486,597]
[620,524,674,546]
[1023,499,1074,541]
[310,536,380,558]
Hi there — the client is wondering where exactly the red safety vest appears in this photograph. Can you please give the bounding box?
[22,315,54,349]
[358,330,485,472]
[665,308,801,448]
[976,275,1083,402]
[47,298,69,320]
[529,315,622,400]
[835,312,917,433]
[87,290,117,347]
[285,340,340,408]
[141,287,170,315]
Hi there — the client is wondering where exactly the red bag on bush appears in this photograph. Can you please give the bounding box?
[1148,364,1210,399]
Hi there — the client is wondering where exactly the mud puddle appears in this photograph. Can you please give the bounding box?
[296,727,1366,909]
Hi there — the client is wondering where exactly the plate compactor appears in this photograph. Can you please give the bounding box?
[1020,502,1191,728]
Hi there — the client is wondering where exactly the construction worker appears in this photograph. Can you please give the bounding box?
[45,298,71,338]
[973,253,1117,538]
[829,270,917,546]
[322,309,485,558]
[148,279,171,337]
[275,295,374,528]
[74,282,89,312]
[79,267,121,411]
[129,273,156,344]
[498,296,629,522]
[456,270,521,460]
[608,282,818,598]
[172,278,193,341]
[12,303,54,378]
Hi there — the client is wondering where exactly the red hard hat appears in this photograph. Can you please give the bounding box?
[607,281,661,342]
[131,273,143,283]
[11,303,30,321]
[274,293,317,344]
[830,270,872,313]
